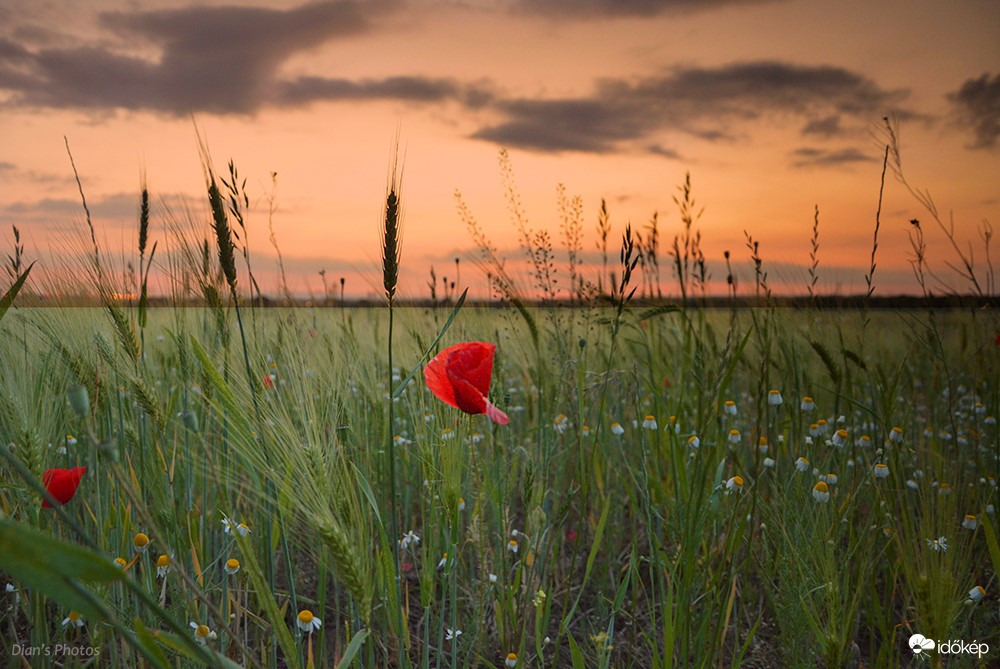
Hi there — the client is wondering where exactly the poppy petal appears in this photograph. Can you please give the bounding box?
[484,400,509,426]
[425,346,460,409]
[445,342,495,397]
[41,466,86,508]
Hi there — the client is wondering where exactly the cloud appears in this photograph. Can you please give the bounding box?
[801,115,842,137]
[516,0,779,18]
[791,147,877,168]
[0,1,381,114]
[275,75,495,108]
[473,61,911,154]
[948,72,1000,149]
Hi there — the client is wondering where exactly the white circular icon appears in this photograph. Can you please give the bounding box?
[909,634,935,654]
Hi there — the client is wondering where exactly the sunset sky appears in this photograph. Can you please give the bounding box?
[1,0,998,300]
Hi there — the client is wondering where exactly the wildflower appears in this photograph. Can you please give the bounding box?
[133,532,150,553]
[813,481,830,503]
[532,589,547,607]
[668,415,680,433]
[222,518,251,536]
[857,435,871,448]
[114,557,127,568]
[424,342,509,425]
[156,554,170,578]
[968,586,986,602]
[262,373,275,390]
[458,497,466,511]
[767,389,783,406]
[488,573,498,584]
[423,411,433,423]
[816,419,828,435]
[610,422,625,436]
[906,479,919,491]
[441,428,455,440]
[795,457,810,472]
[62,611,84,628]
[889,426,904,443]
[962,514,978,530]
[506,652,518,668]
[445,628,462,641]
[800,396,815,411]
[393,435,412,446]
[725,475,744,493]
[926,536,948,552]
[985,416,997,426]
[66,434,77,446]
[41,467,86,508]
[642,415,657,431]
[763,457,776,469]
[728,429,741,444]
[821,473,838,486]
[437,552,449,570]
[553,414,570,433]
[296,609,322,633]
[581,425,591,437]
[832,429,848,448]
[723,400,737,416]
[873,463,890,479]
[687,435,700,449]
[758,437,768,454]
[190,622,217,644]
[507,539,519,554]
[400,530,421,551]
[938,483,952,496]
[974,402,985,415]
[225,558,241,575]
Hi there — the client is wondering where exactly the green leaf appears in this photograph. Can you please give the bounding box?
[0,261,34,323]
[0,519,122,621]
[567,631,586,669]
[392,288,468,399]
[981,514,1000,578]
[335,628,370,668]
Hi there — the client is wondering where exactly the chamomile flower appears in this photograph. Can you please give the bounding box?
[968,585,986,602]
[610,422,625,436]
[437,552,449,570]
[505,652,518,668]
[114,557,127,568]
[832,429,848,448]
[156,554,171,578]
[507,539,519,554]
[687,435,700,449]
[763,457,776,469]
[458,497,466,511]
[488,573,498,584]
[938,482,952,496]
[554,415,570,433]
[581,425,591,437]
[795,457,810,472]
[857,435,872,448]
[222,518,251,536]
[400,530,421,551]
[190,622,217,644]
[133,532,150,553]
[393,435,412,446]
[926,536,948,552]
[962,514,978,530]
[816,419,828,435]
[873,463,890,479]
[800,396,815,411]
[62,611,85,628]
[642,415,658,430]
[728,429,741,444]
[225,558,241,575]
[821,473,838,486]
[66,434,77,446]
[441,428,455,440]
[812,481,830,503]
[906,479,919,490]
[725,475,744,493]
[723,400,737,416]
[296,609,322,633]
[889,426,904,443]
[758,437,769,454]
[445,628,462,641]
[767,389,783,406]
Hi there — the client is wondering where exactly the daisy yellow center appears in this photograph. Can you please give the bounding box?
[965,514,976,520]
[196,624,210,638]
[875,464,888,470]
[731,476,744,487]
[114,557,127,567]
[729,429,739,436]
[836,429,848,438]
[227,558,240,570]
[298,610,314,624]
[133,533,149,547]
[68,611,80,622]
[156,555,169,567]
[645,415,654,421]
[507,653,517,661]
[814,481,829,493]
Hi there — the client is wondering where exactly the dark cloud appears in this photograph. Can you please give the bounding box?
[791,147,876,168]
[276,75,494,108]
[473,61,911,153]
[948,72,1000,149]
[0,1,380,114]
[516,0,779,18]
[646,144,682,160]
[801,115,842,137]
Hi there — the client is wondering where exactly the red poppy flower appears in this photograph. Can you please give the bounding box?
[263,373,275,390]
[424,341,509,425]
[41,466,86,508]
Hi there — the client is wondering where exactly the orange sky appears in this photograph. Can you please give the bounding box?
[1,0,998,299]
